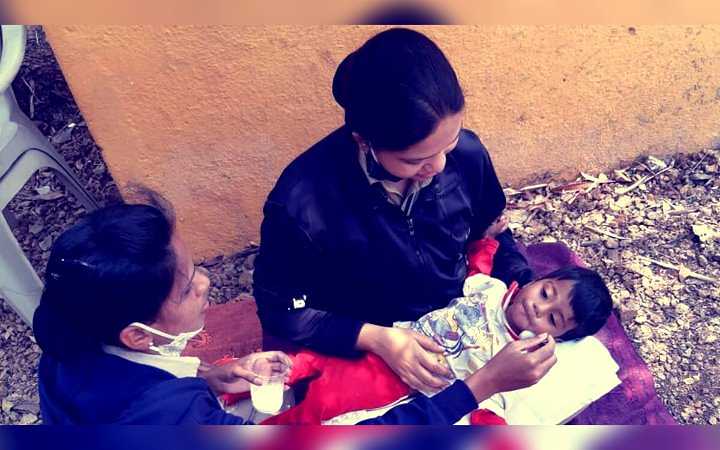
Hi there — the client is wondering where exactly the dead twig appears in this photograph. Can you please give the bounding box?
[565,191,581,205]
[583,224,630,241]
[616,165,674,196]
[21,77,36,119]
[520,183,549,192]
[504,183,549,197]
[551,180,594,193]
[524,208,540,225]
[690,152,711,173]
[668,208,699,216]
[614,169,632,183]
[638,256,719,284]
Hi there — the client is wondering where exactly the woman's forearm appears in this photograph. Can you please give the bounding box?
[463,366,499,403]
[356,323,384,352]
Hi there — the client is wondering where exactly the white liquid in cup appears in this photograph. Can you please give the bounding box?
[250,379,284,414]
[248,352,291,415]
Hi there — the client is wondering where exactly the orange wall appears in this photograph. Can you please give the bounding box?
[44,26,720,258]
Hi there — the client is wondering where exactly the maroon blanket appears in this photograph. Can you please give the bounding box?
[186,242,676,424]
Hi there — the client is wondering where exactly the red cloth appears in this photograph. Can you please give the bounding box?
[261,350,410,424]
[467,238,500,277]
[258,349,509,425]
[182,298,262,362]
[470,408,507,425]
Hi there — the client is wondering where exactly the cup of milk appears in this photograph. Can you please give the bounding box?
[250,355,290,414]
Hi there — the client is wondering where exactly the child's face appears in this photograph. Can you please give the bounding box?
[505,278,577,338]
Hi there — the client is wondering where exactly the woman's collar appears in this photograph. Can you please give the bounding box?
[102,345,201,379]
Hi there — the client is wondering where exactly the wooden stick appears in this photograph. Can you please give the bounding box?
[616,165,673,195]
[524,209,540,225]
[690,152,710,173]
[638,256,718,284]
[583,224,630,241]
[551,180,593,193]
[505,183,549,196]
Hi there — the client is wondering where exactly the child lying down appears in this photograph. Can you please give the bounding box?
[236,219,619,424]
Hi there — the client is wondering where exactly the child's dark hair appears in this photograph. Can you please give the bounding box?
[332,27,464,150]
[32,188,177,360]
[540,266,613,340]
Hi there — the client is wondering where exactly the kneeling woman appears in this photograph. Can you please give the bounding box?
[33,191,552,424]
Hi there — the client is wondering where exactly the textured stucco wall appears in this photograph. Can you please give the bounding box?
[44,25,720,258]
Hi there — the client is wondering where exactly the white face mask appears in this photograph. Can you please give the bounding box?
[130,322,203,357]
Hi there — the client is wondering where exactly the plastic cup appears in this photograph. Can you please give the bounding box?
[249,355,290,414]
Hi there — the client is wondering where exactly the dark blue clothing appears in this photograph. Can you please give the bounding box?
[38,351,477,425]
[254,126,532,357]
[38,352,246,425]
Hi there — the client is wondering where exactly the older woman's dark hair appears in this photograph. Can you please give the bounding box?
[332,27,464,150]
[33,194,177,360]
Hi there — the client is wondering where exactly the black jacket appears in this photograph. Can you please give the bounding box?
[254,126,532,356]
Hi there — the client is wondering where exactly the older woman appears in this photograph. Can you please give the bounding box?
[32,190,290,424]
[33,190,554,425]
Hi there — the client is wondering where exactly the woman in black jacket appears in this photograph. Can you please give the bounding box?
[254,28,545,396]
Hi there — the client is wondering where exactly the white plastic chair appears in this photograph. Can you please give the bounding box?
[0,25,98,324]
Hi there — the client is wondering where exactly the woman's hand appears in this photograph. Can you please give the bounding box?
[357,324,453,393]
[198,351,293,395]
[464,333,557,402]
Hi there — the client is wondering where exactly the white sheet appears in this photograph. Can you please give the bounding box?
[477,335,620,425]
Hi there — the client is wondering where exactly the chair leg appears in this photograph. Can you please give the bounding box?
[29,148,99,212]
[9,122,99,212]
[0,214,42,324]
[0,149,46,325]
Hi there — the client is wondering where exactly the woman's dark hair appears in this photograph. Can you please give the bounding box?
[539,266,613,341]
[332,27,464,150]
[32,190,177,360]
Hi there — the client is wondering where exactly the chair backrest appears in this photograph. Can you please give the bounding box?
[0,26,26,95]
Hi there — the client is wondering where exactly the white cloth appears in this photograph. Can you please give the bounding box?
[478,335,620,425]
[102,345,201,379]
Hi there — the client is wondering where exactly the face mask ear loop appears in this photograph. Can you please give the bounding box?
[129,322,204,357]
[129,322,178,340]
[366,144,404,183]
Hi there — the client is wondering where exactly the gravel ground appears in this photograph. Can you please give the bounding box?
[0,27,717,425]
